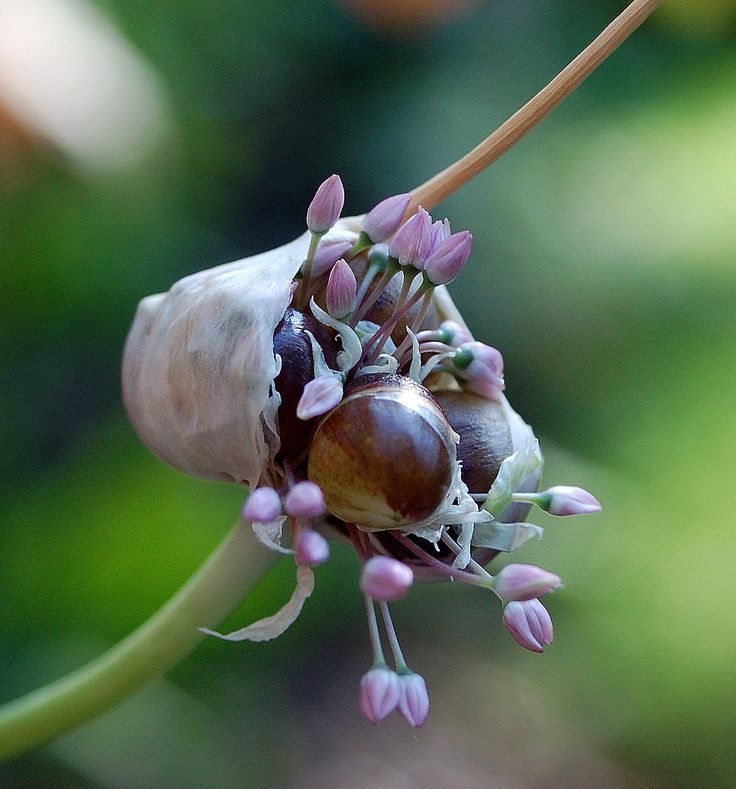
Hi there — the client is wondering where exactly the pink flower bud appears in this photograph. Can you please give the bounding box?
[388,207,433,268]
[326,258,357,319]
[359,666,401,724]
[546,486,602,516]
[295,529,330,566]
[306,174,344,234]
[438,320,473,347]
[428,217,451,254]
[453,341,505,400]
[397,672,430,727]
[503,598,554,653]
[296,375,343,420]
[311,238,353,278]
[242,486,282,523]
[423,230,473,285]
[361,193,411,243]
[494,563,563,601]
[360,556,414,601]
[285,481,327,519]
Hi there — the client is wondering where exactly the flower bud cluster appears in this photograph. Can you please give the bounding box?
[181,174,604,729]
[359,665,430,728]
[244,481,328,523]
[386,205,472,285]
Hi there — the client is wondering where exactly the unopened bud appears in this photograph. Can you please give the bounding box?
[360,556,414,601]
[296,375,344,420]
[295,529,330,566]
[311,239,353,278]
[388,207,433,268]
[361,193,411,243]
[242,486,282,523]
[359,665,401,724]
[428,217,451,254]
[285,481,327,519]
[453,341,505,401]
[326,259,357,319]
[503,598,554,652]
[493,563,563,601]
[423,230,473,285]
[397,672,430,727]
[546,486,602,516]
[306,174,344,234]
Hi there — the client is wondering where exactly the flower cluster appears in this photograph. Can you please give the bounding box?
[195,175,601,727]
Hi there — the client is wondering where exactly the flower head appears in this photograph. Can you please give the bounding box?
[124,174,601,728]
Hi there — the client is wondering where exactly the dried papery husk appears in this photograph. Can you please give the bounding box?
[122,219,359,487]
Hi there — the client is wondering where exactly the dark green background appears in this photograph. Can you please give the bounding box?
[2,0,735,785]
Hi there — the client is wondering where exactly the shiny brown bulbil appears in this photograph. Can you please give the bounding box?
[308,374,457,530]
[435,390,512,493]
[273,307,336,461]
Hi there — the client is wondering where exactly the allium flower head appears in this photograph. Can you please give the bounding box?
[123,175,601,728]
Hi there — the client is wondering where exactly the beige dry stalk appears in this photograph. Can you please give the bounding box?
[408,0,663,214]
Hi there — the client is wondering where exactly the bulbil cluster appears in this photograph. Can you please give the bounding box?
[205,175,601,727]
[122,174,601,728]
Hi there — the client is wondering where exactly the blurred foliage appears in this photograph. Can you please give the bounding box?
[1,0,735,786]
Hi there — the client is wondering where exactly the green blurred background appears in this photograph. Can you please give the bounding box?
[1,0,735,786]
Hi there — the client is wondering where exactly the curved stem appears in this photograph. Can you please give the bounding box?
[0,520,275,761]
[409,0,662,212]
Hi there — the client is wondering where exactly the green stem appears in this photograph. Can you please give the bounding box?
[0,520,275,761]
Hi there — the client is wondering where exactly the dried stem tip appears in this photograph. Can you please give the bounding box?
[409,0,663,213]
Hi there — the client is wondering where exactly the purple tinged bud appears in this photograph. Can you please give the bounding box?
[503,599,554,653]
[397,672,430,727]
[361,193,411,243]
[388,207,433,268]
[546,486,602,516]
[454,341,505,400]
[423,230,473,285]
[359,666,401,724]
[295,529,330,566]
[285,481,327,519]
[306,174,345,234]
[311,239,353,278]
[428,217,451,254]
[326,258,357,319]
[494,563,563,601]
[296,375,344,420]
[242,486,282,523]
[360,556,414,601]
